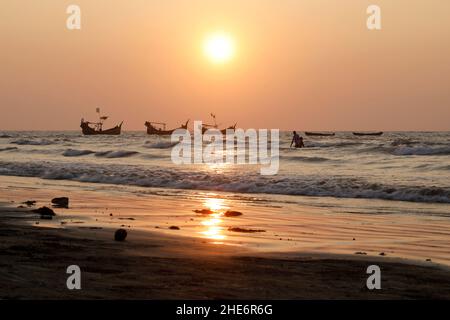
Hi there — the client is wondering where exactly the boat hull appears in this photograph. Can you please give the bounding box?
[202,125,237,135]
[146,127,177,135]
[353,132,383,136]
[145,121,189,135]
[81,122,122,135]
[305,132,335,137]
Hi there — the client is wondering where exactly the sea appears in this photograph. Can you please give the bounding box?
[0,131,449,205]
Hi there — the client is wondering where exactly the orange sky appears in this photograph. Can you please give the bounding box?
[0,0,449,131]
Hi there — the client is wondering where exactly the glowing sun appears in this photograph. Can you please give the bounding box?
[203,32,235,64]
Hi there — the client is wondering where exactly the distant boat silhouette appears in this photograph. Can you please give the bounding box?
[305,132,335,137]
[80,108,123,135]
[353,132,383,136]
[145,120,189,135]
[202,113,236,134]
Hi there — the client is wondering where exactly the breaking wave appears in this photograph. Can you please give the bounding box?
[94,150,139,158]
[144,141,179,149]
[10,139,55,146]
[0,160,448,204]
[391,145,450,156]
[63,149,95,157]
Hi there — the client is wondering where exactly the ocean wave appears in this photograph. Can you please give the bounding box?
[390,138,417,146]
[392,145,450,156]
[0,160,448,204]
[303,141,362,148]
[94,150,139,158]
[10,139,55,146]
[63,149,95,157]
[144,141,179,149]
[282,155,331,162]
[0,134,13,138]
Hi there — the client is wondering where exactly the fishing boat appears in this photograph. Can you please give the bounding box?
[353,132,383,136]
[202,113,236,134]
[80,108,123,135]
[305,132,335,137]
[145,120,189,135]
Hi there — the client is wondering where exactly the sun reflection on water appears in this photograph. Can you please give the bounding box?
[199,196,228,241]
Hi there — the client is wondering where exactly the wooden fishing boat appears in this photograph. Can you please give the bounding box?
[353,132,383,136]
[80,108,123,135]
[305,131,335,137]
[202,113,236,134]
[220,123,237,134]
[145,120,189,135]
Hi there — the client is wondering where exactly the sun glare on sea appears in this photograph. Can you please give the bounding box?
[203,32,235,64]
[204,197,227,212]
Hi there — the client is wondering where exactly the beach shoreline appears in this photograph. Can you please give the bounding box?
[1,179,450,299]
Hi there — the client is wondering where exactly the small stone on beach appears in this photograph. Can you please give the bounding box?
[51,197,69,208]
[32,206,56,218]
[114,228,127,241]
[355,252,367,255]
[193,209,213,215]
[224,210,243,217]
[228,227,265,233]
[169,226,180,230]
[23,200,36,207]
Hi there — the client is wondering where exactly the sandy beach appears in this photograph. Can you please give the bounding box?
[1,176,450,299]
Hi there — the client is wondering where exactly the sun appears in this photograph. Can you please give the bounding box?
[203,32,235,64]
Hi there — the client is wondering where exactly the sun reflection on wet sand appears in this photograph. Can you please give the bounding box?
[199,196,228,241]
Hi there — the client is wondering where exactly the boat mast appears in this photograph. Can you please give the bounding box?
[95,107,108,131]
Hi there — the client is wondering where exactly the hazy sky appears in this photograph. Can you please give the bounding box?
[1,0,449,131]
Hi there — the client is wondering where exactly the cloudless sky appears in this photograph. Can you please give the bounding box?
[0,0,449,131]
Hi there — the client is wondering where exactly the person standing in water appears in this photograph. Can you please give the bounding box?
[290,131,305,148]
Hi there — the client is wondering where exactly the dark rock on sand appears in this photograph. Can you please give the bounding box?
[51,197,69,208]
[379,252,386,256]
[114,229,127,241]
[224,210,243,217]
[228,227,265,233]
[23,200,36,207]
[355,252,367,255]
[169,226,180,230]
[32,206,56,218]
[193,209,213,215]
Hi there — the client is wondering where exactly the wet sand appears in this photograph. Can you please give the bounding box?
[2,207,450,299]
[1,184,450,299]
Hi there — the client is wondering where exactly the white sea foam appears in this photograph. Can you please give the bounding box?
[0,160,448,204]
